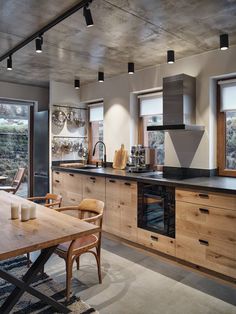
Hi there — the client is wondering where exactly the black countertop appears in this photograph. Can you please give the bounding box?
[52,166,236,194]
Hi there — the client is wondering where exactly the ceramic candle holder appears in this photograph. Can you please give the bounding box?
[29,203,37,219]
[21,204,30,222]
[11,203,19,219]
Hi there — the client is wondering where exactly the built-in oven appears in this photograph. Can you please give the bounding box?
[138,183,175,238]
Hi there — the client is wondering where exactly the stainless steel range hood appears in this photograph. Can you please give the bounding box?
[147,74,204,131]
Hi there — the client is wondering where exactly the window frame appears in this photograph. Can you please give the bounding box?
[88,103,104,164]
[217,77,236,177]
[138,91,164,167]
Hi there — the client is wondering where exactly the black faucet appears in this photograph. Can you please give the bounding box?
[92,141,107,168]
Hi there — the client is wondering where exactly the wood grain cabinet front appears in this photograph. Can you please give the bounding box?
[104,179,137,241]
[82,175,105,202]
[176,188,236,279]
[137,228,176,256]
[52,171,64,196]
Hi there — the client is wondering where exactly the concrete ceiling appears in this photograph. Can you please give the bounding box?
[0,0,236,87]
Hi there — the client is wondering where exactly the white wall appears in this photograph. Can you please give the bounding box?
[0,81,49,111]
[80,45,236,169]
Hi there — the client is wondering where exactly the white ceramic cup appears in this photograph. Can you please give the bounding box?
[11,203,19,219]
[29,203,37,219]
[21,204,30,222]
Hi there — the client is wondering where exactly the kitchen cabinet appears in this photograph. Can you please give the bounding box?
[137,228,176,256]
[83,175,105,202]
[104,178,137,241]
[52,171,83,206]
[176,188,236,278]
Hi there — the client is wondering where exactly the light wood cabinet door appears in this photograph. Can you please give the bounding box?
[52,171,64,196]
[105,178,137,241]
[176,188,236,210]
[176,230,236,278]
[176,201,236,244]
[119,180,137,242]
[137,228,176,256]
[83,175,105,202]
[104,179,120,235]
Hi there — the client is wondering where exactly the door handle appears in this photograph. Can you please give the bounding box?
[198,193,209,199]
[150,235,159,242]
[109,179,116,183]
[124,182,131,186]
[90,177,96,181]
[199,239,209,246]
[69,173,74,177]
[55,180,60,183]
[199,208,209,214]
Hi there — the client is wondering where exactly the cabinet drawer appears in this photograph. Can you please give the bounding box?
[176,189,236,210]
[176,201,236,244]
[176,232,236,278]
[137,228,175,256]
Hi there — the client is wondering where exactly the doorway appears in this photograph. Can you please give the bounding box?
[0,100,33,197]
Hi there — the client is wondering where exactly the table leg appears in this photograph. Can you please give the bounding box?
[0,246,71,314]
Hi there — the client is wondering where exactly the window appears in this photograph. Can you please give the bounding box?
[138,92,164,165]
[217,78,236,177]
[88,104,104,162]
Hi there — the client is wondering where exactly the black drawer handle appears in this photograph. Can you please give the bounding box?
[199,208,209,214]
[55,171,60,174]
[55,180,60,183]
[109,179,116,183]
[198,193,209,199]
[69,173,74,177]
[150,235,159,242]
[71,198,76,201]
[90,177,96,180]
[199,239,209,246]
[124,182,131,186]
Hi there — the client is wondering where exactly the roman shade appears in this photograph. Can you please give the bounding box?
[218,79,236,112]
[138,92,163,116]
[89,104,103,122]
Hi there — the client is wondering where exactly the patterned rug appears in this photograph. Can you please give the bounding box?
[0,256,98,313]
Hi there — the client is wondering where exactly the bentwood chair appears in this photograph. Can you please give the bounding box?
[28,193,62,208]
[54,199,104,301]
[0,168,25,194]
[26,193,62,266]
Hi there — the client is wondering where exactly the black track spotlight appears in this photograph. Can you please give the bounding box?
[128,62,134,74]
[167,50,175,64]
[35,35,43,53]
[83,4,94,28]
[98,71,104,82]
[7,55,12,70]
[74,79,80,89]
[220,34,229,50]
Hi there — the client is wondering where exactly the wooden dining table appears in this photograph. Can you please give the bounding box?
[0,191,99,314]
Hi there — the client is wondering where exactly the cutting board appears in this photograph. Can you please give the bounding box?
[113,144,128,170]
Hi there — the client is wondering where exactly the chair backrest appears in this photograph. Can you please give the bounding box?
[78,198,104,229]
[11,168,25,193]
[44,193,62,208]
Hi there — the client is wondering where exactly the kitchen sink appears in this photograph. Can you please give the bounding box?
[140,171,163,179]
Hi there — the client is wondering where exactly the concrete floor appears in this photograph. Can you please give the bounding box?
[44,236,236,314]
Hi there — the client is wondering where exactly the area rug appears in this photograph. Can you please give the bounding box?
[0,256,98,313]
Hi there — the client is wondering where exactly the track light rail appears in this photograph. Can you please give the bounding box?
[0,0,92,62]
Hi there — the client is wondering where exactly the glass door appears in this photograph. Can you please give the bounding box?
[0,101,31,197]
